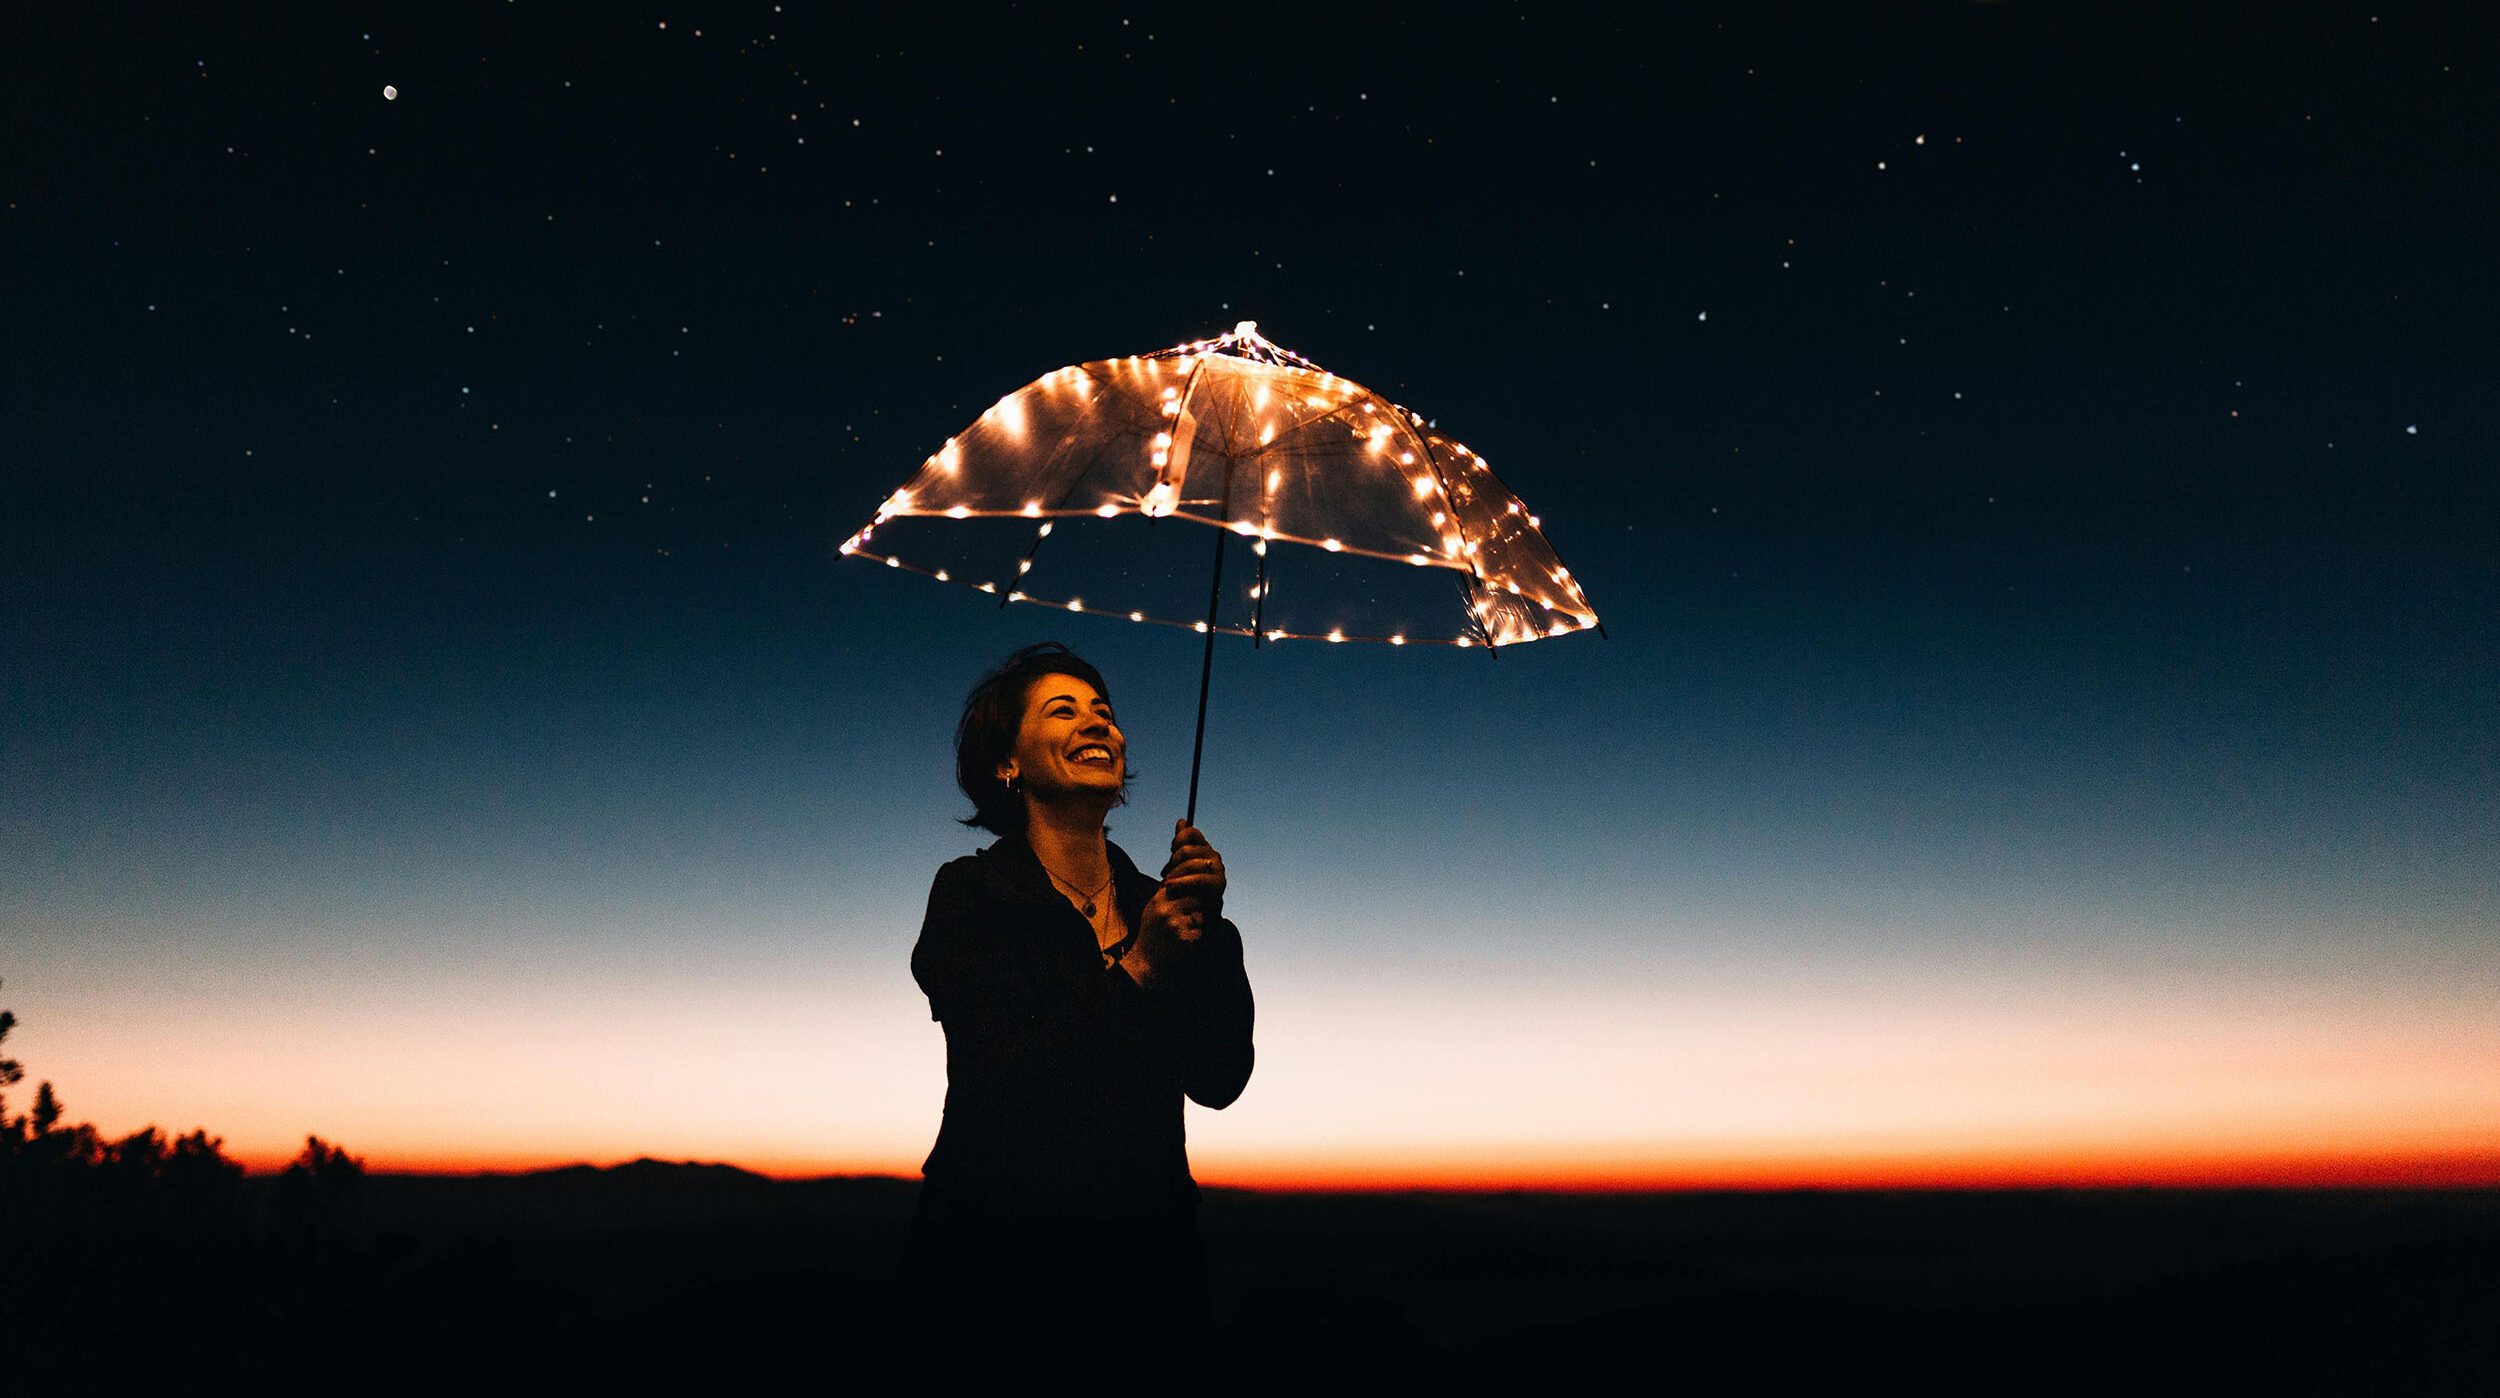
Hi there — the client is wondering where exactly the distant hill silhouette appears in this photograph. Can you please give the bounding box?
[526,1156,773,1185]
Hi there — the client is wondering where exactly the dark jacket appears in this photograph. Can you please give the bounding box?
[910,831,1255,1221]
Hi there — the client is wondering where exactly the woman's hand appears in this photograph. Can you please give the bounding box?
[1141,819,1225,947]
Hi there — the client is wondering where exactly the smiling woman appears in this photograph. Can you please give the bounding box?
[900,642,1256,1357]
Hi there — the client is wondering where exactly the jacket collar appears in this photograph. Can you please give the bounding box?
[978,829,1156,916]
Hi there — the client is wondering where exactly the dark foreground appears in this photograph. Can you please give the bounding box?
[14,1163,2497,1390]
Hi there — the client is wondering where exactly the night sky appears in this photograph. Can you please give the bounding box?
[6,3,2494,1184]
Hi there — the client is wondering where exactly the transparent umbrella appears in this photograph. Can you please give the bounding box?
[843,321,1602,816]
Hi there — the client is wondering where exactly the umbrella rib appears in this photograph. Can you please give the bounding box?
[1410,427,1497,650]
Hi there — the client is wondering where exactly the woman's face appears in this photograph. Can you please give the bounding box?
[999,673,1125,806]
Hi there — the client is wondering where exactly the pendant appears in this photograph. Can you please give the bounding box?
[1082,901,1097,918]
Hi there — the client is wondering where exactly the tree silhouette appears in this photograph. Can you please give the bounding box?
[0,997,24,1146]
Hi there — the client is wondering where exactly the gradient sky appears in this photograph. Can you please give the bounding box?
[5,3,2494,1184]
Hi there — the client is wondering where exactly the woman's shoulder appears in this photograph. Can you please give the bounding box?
[931,836,1055,909]
[926,848,998,910]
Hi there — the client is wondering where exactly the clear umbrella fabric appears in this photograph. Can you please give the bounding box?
[842,323,1599,649]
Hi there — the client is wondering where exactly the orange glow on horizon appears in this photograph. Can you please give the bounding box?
[225,1141,2500,1192]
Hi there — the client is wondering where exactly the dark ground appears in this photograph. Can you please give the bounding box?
[27,1161,2489,1389]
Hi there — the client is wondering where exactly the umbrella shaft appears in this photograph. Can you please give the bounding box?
[1185,524,1226,826]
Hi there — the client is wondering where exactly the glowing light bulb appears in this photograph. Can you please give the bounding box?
[1193,621,1209,634]
[1253,539,1267,556]
[1390,634,1406,646]
[1018,560,1033,573]
[1143,481,1179,517]
[1021,501,1042,517]
[946,505,970,519]
[1528,515,1541,527]
[1431,512,1447,526]
[1231,520,1256,535]
[1068,599,1084,612]
[885,556,900,568]
[1412,477,1434,498]
[1130,611,1144,622]
[839,536,860,554]
[1009,590,1026,601]
[1266,468,1281,492]
[1398,452,1414,465]
[1322,538,1343,552]
[978,582,996,593]
[1037,522,1054,537]
[1327,629,1345,643]
[935,569,950,581]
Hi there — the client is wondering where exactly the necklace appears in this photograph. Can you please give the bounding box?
[1041,862,1114,920]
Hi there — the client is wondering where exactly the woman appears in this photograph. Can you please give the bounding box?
[900,641,1255,1347]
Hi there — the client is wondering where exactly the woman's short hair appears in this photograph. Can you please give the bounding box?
[955,641,1125,835]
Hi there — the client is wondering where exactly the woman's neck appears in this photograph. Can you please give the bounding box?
[1023,801,1112,888]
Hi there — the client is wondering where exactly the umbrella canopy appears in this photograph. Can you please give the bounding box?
[842,322,1599,650]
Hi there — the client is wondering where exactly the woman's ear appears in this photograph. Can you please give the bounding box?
[996,761,1018,786]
